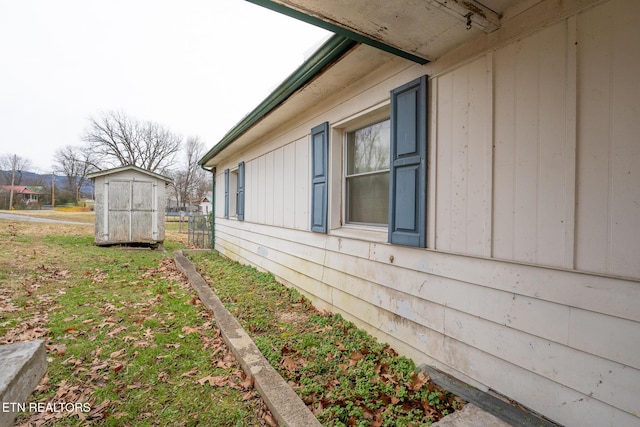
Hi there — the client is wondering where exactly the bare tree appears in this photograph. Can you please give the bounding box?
[0,154,32,209]
[170,136,208,210]
[0,153,31,186]
[53,145,96,203]
[82,111,182,173]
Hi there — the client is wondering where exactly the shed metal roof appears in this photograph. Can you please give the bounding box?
[87,165,173,183]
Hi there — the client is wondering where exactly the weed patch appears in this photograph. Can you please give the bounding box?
[190,252,464,426]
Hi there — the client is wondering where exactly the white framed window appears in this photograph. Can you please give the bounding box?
[313,75,427,248]
[229,169,238,217]
[223,161,244,220]
[345,119,390,226]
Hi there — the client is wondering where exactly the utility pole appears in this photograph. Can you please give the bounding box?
[8,155,17,210]
[51,172,55,208]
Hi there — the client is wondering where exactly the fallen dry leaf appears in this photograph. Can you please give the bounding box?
[264,413,278,427]
[110,349,126,359]
[197,375,228,387]
[181,367,199,378]
[107,326,127,337]
[282,356,298,373]
[411,370,430,391]
[181,326,200,335]
[47,343,67,356]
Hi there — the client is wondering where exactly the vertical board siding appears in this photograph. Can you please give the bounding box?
[435,57,492,257]
[248,160,258,223]
[294,137,310,230]
[273,148,285,227]
[258,156,267,224]
[575,0,640,278]
[493,21,571,268]
[265,151,275,225]
[283,143,296,228]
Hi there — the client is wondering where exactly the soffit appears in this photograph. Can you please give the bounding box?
[248,0,524,62]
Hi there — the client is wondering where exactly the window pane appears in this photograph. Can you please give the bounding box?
[347,120,390,175]
[347,172,389,225]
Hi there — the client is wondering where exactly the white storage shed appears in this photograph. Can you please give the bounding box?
[88,165,172,248]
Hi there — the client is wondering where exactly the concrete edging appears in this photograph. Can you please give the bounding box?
[0,340,47,427]
[174,250,322,427]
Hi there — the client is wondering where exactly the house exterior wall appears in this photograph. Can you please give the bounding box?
[212,0,640,425]
[93,169,166,245]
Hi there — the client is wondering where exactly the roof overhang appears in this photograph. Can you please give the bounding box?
[199,0,532,168]
[245,0,518,63]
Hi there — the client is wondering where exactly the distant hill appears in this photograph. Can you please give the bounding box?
[0,170,94,196]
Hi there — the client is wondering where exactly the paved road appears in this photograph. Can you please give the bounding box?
[0,212,92,225]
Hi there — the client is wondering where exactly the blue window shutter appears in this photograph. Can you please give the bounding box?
[311,122,329,233]
[237,161,245,221]
[388,75,427,247]
[224,168,229,219]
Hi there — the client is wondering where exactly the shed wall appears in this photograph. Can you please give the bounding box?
[93,170,166,245]
[212,1,640,425]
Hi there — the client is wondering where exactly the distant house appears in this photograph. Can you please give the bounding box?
[199,191,213,215]
[199,1,639,426]
[0,185,42,206]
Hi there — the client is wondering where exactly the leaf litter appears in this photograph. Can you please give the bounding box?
[0,221,276,426]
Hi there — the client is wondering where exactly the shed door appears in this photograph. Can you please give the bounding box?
[131,181,154,241]
[108,180,132,242]
[107,180,156,242]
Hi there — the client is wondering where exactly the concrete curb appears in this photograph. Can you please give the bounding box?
[423,365,559,427]
[174,250,322,427]
[0,340,47,427]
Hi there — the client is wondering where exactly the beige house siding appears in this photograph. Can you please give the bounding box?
[212,0,640,425]
[575,0,640,278]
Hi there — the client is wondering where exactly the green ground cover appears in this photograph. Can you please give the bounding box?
[189,252,463,426]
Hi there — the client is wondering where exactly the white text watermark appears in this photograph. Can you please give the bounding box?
[2,402,91,413]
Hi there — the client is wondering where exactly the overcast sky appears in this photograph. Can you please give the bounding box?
[0,0,330,172]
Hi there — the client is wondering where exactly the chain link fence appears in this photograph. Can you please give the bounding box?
[187,214,212,249]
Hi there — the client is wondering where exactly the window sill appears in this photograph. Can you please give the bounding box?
[330,226,388,243]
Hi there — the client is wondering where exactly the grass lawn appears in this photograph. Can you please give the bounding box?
[0,218,273,426]
[1,212,463,426]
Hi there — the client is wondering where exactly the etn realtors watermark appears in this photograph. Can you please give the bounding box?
[2,401,91,413]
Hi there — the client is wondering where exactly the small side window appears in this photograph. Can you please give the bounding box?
[224,167,240,219]
[224,169,229,218]
[237,161,245,221]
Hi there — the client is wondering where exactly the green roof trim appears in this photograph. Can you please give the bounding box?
[246,0,429,65]
[199,34,357,167]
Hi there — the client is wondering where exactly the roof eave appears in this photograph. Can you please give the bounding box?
[246,0,429,65]
[199,34,357,168]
